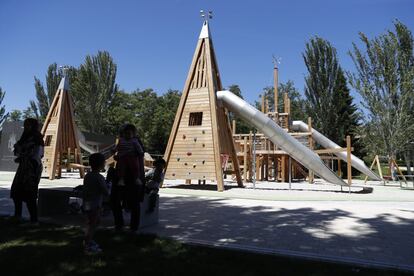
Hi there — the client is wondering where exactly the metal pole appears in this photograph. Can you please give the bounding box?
[288,155,292,190]
[252,130,256,189]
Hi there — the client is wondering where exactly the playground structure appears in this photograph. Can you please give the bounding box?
[39,19,381,188]
[163,20,243,192]
[40,72,153,180]
[364,155,407,184]
[41,74,85,180]
[163,19,381,191]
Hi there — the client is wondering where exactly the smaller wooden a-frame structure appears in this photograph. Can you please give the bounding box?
[163,19,242,191]
[41,73,84,180]
[364,155,405,184]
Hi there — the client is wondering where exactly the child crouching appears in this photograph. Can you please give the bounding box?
[82,153,109,254]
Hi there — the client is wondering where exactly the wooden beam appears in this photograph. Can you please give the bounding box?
[307,117,314,183]
[376,155,383,179]
[315,147,354,154]
[391,158,407,183]
[243,137,247,181]
[261,94,265,113]
[274,65,278,113]
[338,159,342,177]
[205,37,224,192]
[346,135,352,186]
[364,156,377,184]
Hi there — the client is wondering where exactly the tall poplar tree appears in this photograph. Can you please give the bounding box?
[303,37,359,146]
[348,20,414,169]
[71,51,118,134]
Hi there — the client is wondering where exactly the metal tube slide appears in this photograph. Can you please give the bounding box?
[291,121,382,181]
[217,90,346,186]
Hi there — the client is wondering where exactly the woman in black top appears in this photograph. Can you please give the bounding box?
[10,118,44,223]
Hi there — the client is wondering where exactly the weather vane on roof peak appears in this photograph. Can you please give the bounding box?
[59,65,69,77]
[200,10,213,22]
[272,55,282,69]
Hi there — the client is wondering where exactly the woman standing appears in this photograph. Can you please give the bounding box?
[10,118,44,223]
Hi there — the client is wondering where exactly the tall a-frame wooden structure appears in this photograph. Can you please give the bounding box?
[41,74,84,180]
[163,20,242,191]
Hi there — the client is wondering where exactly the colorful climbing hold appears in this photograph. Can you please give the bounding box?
[177,157,180,161]
[193,164,196,168]
[182,134,186,139]
[202,160,205,164]
[187,152,192,156]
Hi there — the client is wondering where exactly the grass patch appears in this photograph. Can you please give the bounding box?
[0,216,409,276]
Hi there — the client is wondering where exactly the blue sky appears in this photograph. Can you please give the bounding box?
[0,0,413,113]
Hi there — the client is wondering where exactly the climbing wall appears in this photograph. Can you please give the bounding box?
[163,21,242,191]
[165,87,216,181]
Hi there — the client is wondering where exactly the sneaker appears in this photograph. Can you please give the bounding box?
[84,245,102,254]
[84,241,102,254]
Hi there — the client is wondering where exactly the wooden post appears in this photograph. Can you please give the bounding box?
[307,117,314,183]
[392,158,407,183]
[338,159,342,177]
[256,156,261,180]
[243,137,247,181]
[346,135,352,186]
[364,156,377,183]
[67,147,71,164]
[274,65,278,113]
[265,99,269,114]
[261,94,265,113]
[232,120,236,135]
[249,131,253,181]
[375,155,383,180]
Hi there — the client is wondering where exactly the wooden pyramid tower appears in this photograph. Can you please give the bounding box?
[163,20,242,191]
[41,74,84,180]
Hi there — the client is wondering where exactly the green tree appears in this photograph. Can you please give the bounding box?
[254,81,307,121]
[8,110,22,122]
[303,37,359,145]
[151,89,181,154]
[227,84,252,134]
[128,89,159,152]
[0,87,8,126]
[71,51,118,134]
[103,88,181,154]
[104,90,135,135]
[348,20,414,163]
[31,63,77,120]
[279,81,307,121]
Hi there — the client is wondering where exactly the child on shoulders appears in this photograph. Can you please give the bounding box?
[114,124,145,186]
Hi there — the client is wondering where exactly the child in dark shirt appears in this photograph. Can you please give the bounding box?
[82,153,109,254]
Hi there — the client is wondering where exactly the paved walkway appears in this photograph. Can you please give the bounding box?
[0,172,413,272]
